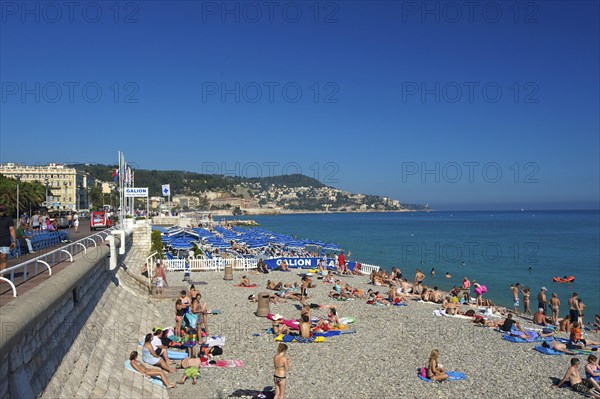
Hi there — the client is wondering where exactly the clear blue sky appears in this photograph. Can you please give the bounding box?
[1,1,598,210]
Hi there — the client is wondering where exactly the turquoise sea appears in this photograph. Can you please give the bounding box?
[229,211,600,323]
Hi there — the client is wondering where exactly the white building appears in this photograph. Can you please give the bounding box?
[0,163,91,210]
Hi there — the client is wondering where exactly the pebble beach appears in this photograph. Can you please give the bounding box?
[145,269,600,399]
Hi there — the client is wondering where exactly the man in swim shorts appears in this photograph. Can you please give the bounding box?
[512,283,520,312]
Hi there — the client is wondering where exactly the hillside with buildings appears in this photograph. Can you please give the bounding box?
[1,163,429,214]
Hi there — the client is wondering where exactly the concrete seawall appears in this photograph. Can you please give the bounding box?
[0,226,165,399]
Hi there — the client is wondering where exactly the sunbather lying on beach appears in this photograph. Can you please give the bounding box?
[130,351,176,388]
[541,340,575,354]
[267,280,277,290]
[477,313,530,339]
[366,290,390,307]
[594,315,600,333]
[273,318,291,335]
[442,297,461,315]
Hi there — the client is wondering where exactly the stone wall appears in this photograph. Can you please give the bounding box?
[0,242,114,398]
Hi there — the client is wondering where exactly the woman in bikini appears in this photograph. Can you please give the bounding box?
[175,299,185,337]
[130,351,176,388]
[273,343,290,399]
[194,293,209,336]
[427,349,449,382]
[521,286,532,316]
[189,284,198,299]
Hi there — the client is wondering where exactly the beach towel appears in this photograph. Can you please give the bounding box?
[274,334,326,343]
[167,350,189,360]
[314,330,356,337]
[533,346,564,355]
[502,331,551,343]
[206,336,226,347]
[200,359,244,368]
[339,316,356,325]
[124,360,164,386]
[418,371,467,382]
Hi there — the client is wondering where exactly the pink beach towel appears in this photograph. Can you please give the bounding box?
[200,359,244,368]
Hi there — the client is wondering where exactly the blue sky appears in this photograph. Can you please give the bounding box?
[1,1,598,210]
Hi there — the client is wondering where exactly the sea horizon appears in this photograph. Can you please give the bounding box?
[228,210,600,323]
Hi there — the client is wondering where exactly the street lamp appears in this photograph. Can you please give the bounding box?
[44,177,49,208]
[15,175,21,225]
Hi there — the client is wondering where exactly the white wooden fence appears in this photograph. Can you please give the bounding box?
[163,258,258,272]
[358,263,380,274]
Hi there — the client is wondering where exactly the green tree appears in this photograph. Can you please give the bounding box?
[0,175,46,216]
[150,230,164,259]
[88,184,103,210]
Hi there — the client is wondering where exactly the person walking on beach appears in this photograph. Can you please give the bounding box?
[274,343,290,399]
[521,286,532,316]
[537,287,547,312]
[512,283,521,313]
[569,293,580,324]
[550,293,561,325]
[552,358,600,398]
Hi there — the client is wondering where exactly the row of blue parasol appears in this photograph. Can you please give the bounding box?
[153,225,342,253]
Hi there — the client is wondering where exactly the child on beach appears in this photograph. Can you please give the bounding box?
[552,358,600,398]
[426,349,448,382]
[179,361,200,385]
[274,343,290,399]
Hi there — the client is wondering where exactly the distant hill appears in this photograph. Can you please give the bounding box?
[73,163,428,211]
[75,164,326,193]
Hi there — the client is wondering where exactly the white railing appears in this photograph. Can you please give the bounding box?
[358,263,380,275]
[163,258,258,272]
[0,228,115,297]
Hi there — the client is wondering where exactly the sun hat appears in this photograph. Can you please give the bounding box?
[541,287,547,291]
[273,314,283,321]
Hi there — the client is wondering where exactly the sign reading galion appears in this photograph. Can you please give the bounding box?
[124,187,149,197]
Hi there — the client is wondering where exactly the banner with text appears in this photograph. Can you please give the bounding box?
[124,187,149,197]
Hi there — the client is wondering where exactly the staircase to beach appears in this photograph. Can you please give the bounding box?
[41,259,169,399]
